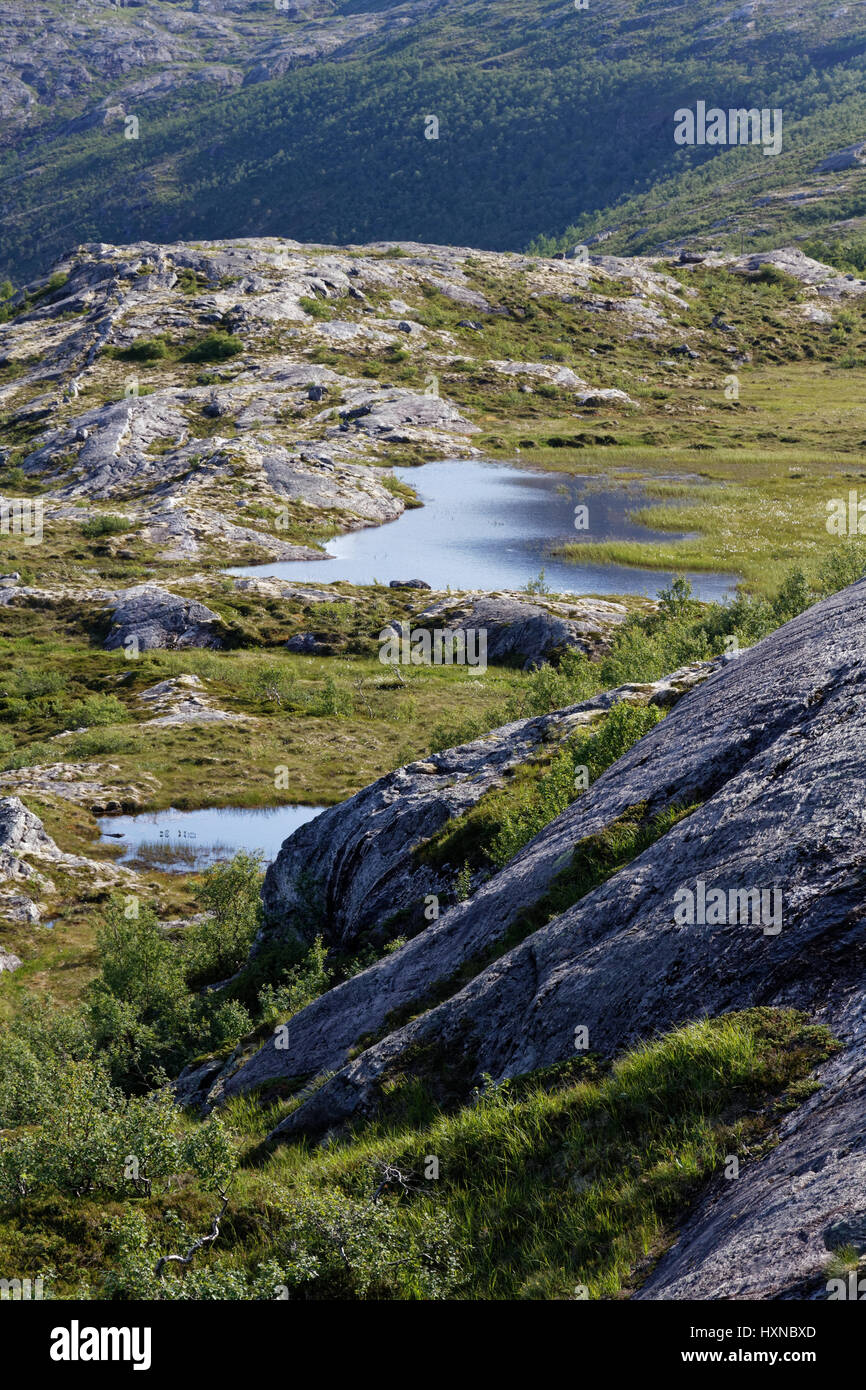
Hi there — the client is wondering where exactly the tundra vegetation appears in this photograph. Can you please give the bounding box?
[1,215,866,1296]
[0,541,859,1295]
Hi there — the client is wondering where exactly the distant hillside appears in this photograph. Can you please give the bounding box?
[3,0,866,282]
[533,99,866,264]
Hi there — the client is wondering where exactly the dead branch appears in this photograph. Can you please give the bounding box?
[154,1189,229,1282]
[372,1162,412,1202]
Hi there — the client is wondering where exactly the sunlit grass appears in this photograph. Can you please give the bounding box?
[218,1009,837,1301]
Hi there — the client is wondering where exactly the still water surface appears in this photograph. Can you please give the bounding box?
[227,458,734,601]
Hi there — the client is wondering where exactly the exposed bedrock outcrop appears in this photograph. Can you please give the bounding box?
[104,584,224,652]
[402,593,630,668]
[199,582,866,1292]
[0,795,134,930]
[707,246,866,299]
[258,660,721,957]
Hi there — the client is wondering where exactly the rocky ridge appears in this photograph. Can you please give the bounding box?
[187,579,866,1299]
[3,236,861,574]
[0,793,135,931]
[182,652,725,1101]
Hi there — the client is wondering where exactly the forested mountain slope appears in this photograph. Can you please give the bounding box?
[3,0,866,282]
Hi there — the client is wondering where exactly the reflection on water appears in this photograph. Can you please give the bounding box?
[97,804,325,873]
[227,458,735,601]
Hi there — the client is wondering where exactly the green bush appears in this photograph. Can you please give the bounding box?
[117,337,168,362]
[0,1070,234,1203]
[203,998,254,1051]
[298,295,333,320]
[490,702,664,867]
[98,1191,459,1302]
[80,514,137,539]
[66,727,141,757]
[97,1209,282,1301]
[0,993,94,1129]
[747,264,800,293]
[87,855,268,1085]
[263,1187,463,1299]
[0,741,55,770]
[183,332,244,363]
[309,677,353,718]
[89,900,193,1085]
[7,670,68,698]
[185,851,264,986]
[0,987,236,1206]
[257,936,331,1025]
[59,694,129,730]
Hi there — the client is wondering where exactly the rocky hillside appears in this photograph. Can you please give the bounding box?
[0,0,415,139]
[191,578,866,1299]
[2,234,864,584]
[1,229,865,1305]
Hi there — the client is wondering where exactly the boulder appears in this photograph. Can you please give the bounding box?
[104,585,223,652]
[814,141,866,173]
[337,389,478,439]
[487,360,586,388]
[285,632,335,656]
[407,593,629,669]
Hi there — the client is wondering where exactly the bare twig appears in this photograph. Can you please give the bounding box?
[372,1162,412,1203]
[154,1189,229,1281]
[352,676,374,717]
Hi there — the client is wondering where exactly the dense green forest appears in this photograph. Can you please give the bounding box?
[3,0,866,281]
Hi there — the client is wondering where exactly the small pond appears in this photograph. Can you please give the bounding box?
[227,458,734,601]
[97,804,326,873]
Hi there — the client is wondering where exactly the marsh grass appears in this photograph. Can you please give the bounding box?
[122,838,236,871]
